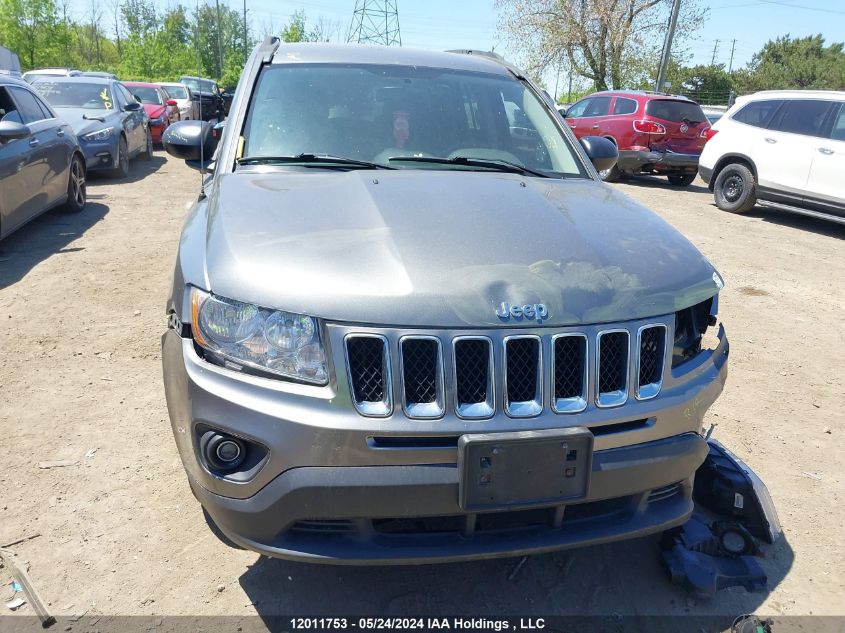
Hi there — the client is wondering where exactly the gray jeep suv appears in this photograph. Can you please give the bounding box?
[161,40,729,564]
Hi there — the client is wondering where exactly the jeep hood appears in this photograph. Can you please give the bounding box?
[202,170,721,328]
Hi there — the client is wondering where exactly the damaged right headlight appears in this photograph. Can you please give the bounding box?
[672,295,718,367]
[190,287,327,385]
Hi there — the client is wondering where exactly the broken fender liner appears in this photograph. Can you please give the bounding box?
[693,439,781,544]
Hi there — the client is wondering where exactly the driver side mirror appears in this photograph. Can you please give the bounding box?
[166,99,178,107]
[124,101,142,112]
[0,120,31,143]
[579,136,618,173]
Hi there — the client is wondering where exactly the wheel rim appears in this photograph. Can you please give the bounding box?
[722,173,744,202]
[70,158,85,205]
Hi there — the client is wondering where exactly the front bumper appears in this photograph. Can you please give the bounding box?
[191,436,704,564]
[80,138,117,172]
[618,149,701,174]
[162,321,728,564]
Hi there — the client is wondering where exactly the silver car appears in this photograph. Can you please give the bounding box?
[0,76,86,240]
[161,41,729,564]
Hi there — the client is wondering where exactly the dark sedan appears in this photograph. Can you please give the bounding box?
[0,76,86,240]
[32,76,152,178]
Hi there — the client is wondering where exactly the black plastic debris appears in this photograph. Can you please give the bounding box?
[662,542,767,599]
[693,439,781,544]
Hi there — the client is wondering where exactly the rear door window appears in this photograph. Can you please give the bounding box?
[612,97,638,115]
[771,99,834,138]
[645,99,705,122]
[732,99,782,128]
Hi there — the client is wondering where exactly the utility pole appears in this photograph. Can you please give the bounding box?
[728,39,737,73]
[655,0,681,92]
[215,0,223,79]
[711,39,720,65]
[243,0,248,63]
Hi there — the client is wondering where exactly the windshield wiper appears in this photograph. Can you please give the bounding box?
[82,114,105,122]
[387,155,550,178]
[237,153,394,169]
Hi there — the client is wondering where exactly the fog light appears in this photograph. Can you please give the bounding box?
[216,440,241,464]
[201,430,246,471]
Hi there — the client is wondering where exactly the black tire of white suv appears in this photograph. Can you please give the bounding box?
[714,163,757,214]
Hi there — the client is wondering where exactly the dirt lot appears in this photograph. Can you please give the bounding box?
[0,153,843,629]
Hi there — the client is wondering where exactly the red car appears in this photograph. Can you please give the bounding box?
[122,81,177,145]
[564,90,711,186]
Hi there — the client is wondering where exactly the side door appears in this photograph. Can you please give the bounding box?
[567,96,612,139]
[753,99,834,201]
[804,102,845,217]
[605,96,639,147]
[9,85,69,205]
[115,83,144,153]
[0,86,34,237]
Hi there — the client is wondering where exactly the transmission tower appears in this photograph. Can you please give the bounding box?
[347,0,402,46]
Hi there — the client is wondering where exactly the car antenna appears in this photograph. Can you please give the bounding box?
[195,0,206,199]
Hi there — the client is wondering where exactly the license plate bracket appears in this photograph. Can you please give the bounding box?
[458,428,593,511]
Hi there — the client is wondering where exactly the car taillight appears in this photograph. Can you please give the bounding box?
[632,119,666,134]
[702,128,719,141]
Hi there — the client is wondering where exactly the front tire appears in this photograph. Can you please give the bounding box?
[61,154,86,213]
[111,136,129,179]
[668,173,696,187]
[714,163,757,214]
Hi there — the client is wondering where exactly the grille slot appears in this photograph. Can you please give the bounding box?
[345,335,392,417]
[453,337,494,418]
[596,330,629,408]
[504,336,542,417]
[552,334,588,413]
[637,324,666,400]
[400,336,444,418]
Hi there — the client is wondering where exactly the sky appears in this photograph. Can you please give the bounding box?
[237,0,845,70]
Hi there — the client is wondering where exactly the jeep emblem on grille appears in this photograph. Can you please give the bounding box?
[495,302,549,323]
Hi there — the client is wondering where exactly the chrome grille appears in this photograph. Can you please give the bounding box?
[504,336,542,417]
[345,335,391,417]
[552,334,588,413]
[399,336,444,418]
[596,330,629,408]
[339,318,669,419]
[454,337,494,419]
[637,324,667,400]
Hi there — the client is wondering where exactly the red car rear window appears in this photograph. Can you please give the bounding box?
[645,99,706,123]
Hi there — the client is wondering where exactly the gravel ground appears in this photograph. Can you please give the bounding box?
[0,153,842,630]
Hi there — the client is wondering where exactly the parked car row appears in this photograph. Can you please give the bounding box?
[560,87,845,224]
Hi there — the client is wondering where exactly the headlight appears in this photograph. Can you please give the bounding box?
[190,288,327,384]
[672,295,717,367]
[150,116,165,125]
[82,127,113,141]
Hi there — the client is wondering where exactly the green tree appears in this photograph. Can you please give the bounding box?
[496,0,706,91]
[0,0,60,69]
[737,34,845,92]
[280,10,308,43]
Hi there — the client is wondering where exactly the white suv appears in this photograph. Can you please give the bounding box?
[699,90,845,225]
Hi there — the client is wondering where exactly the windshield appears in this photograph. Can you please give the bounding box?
[645,99,706,123]
[182,77,215,93]
[128,86,162,105]
[240,64,587,177]
[162,85,188,100]
[32,81,114,110]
